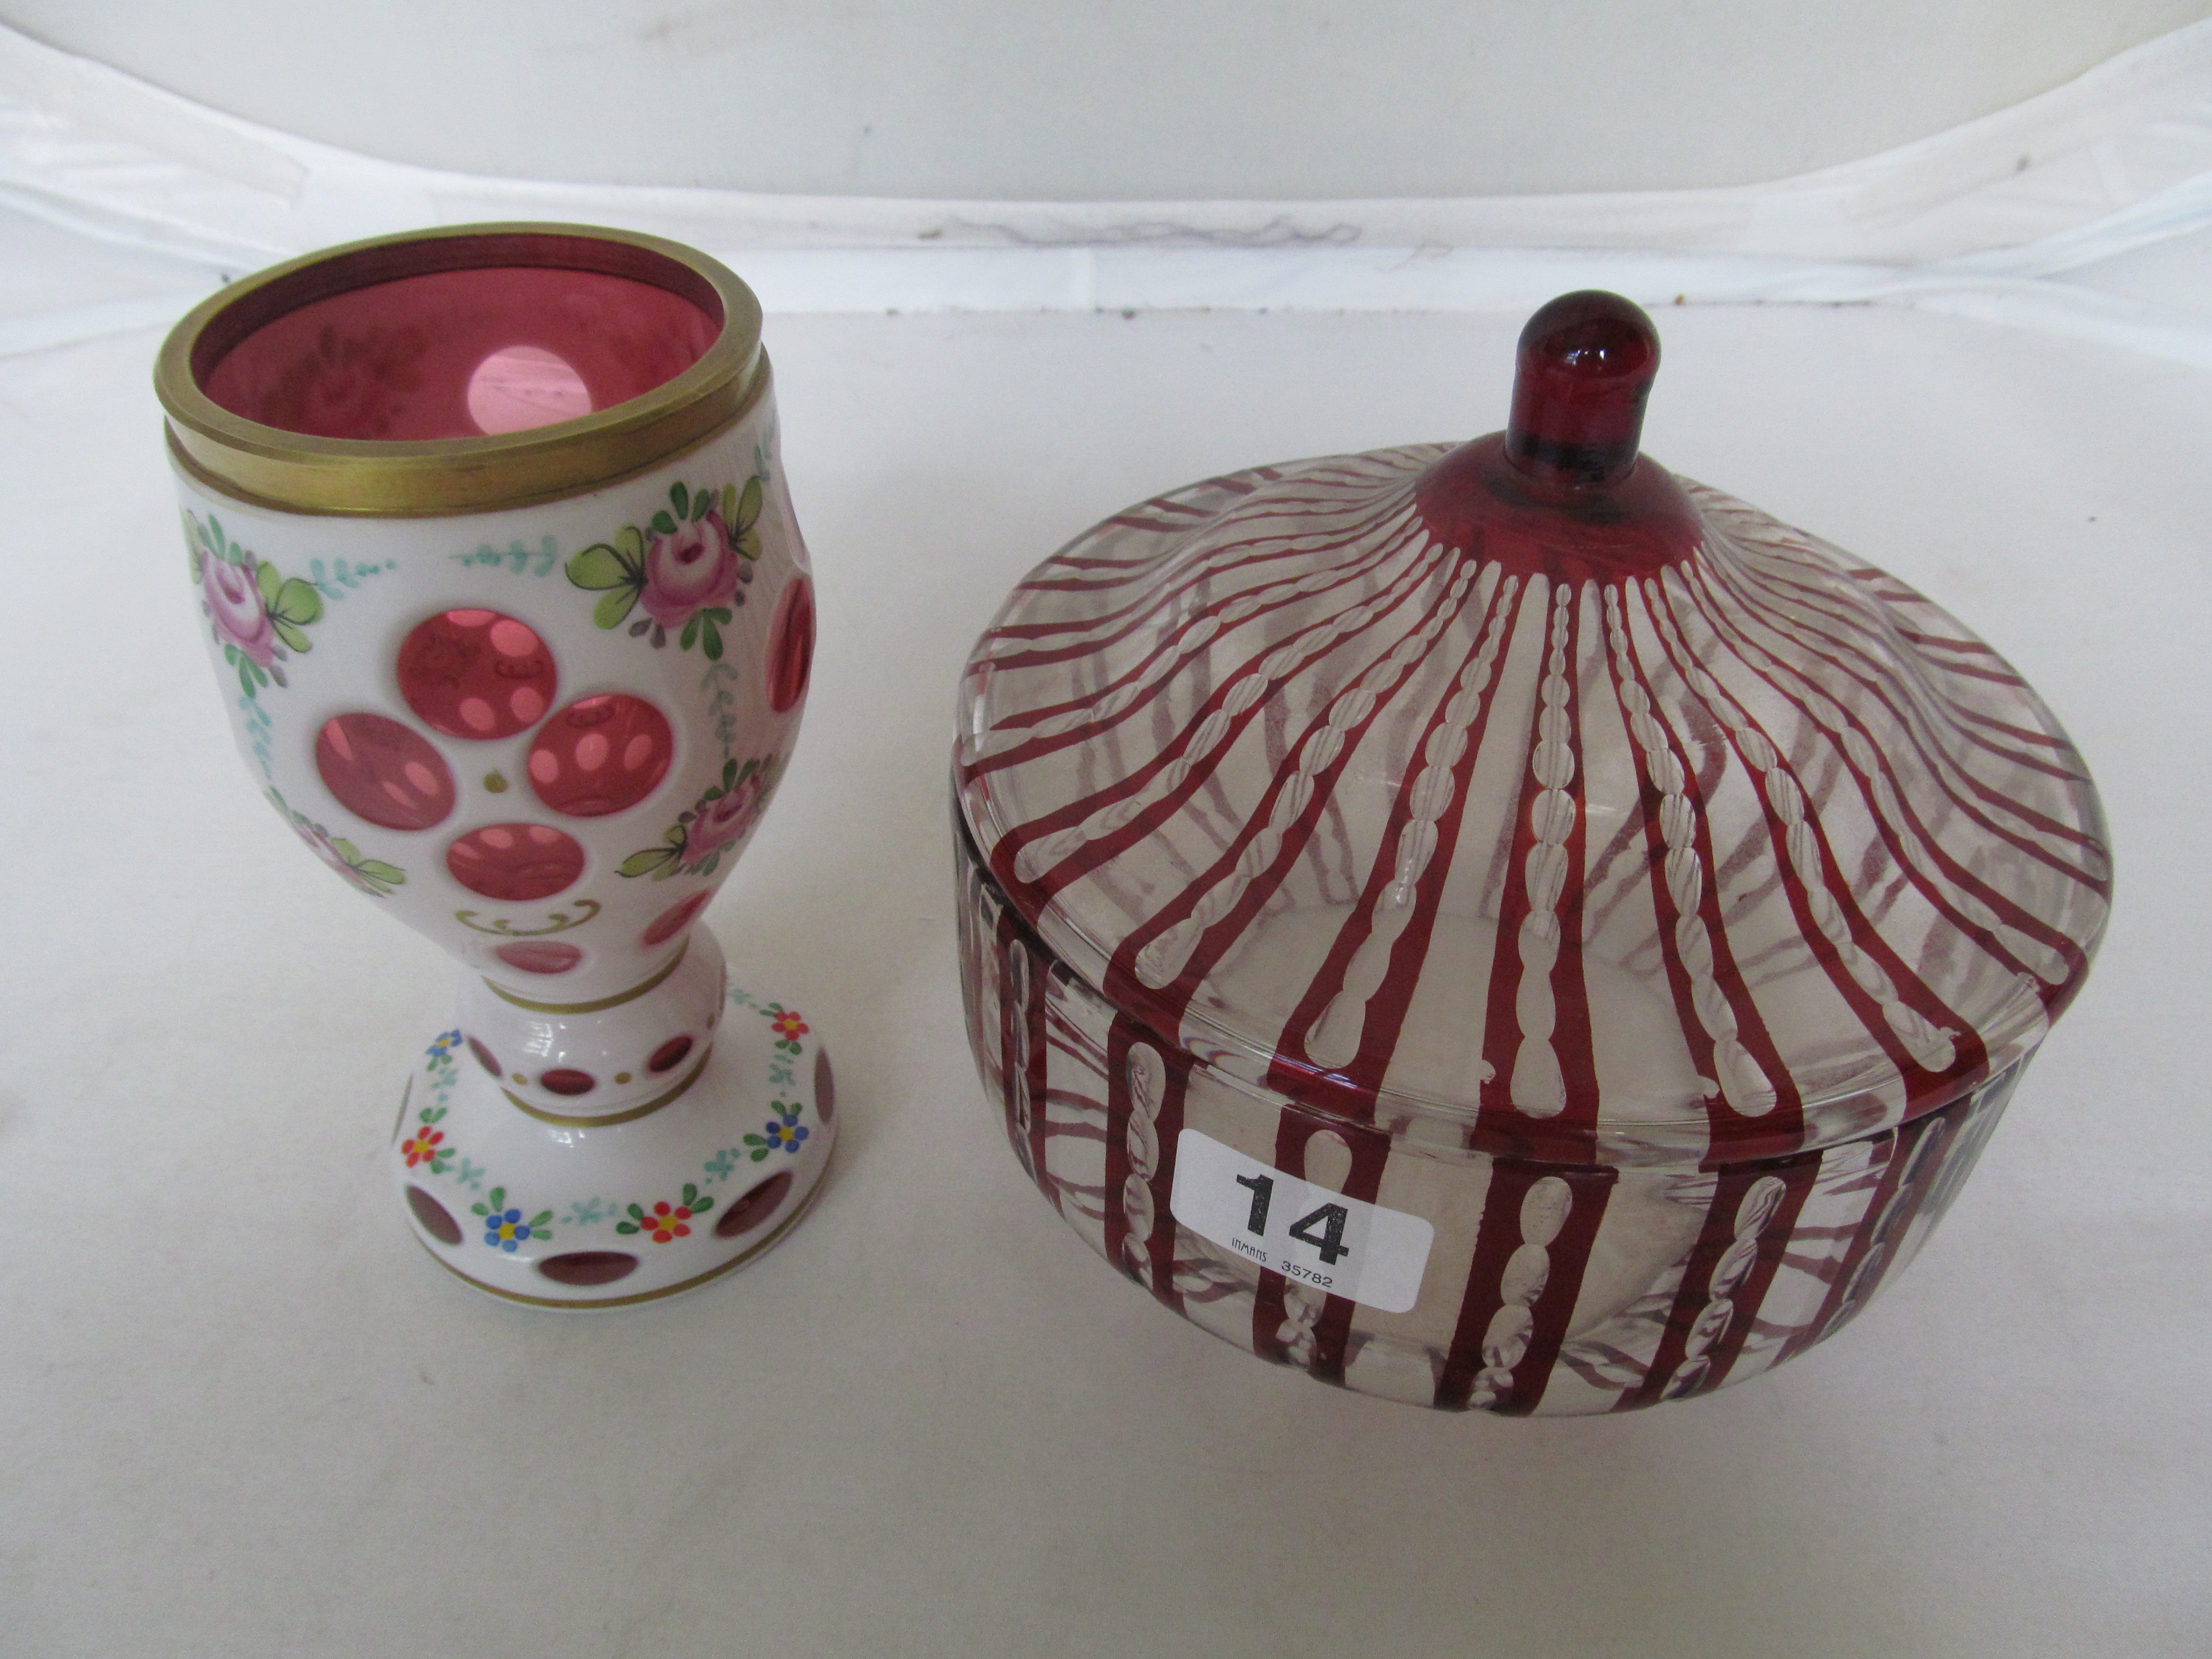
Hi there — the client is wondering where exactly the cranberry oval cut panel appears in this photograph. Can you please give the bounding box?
[397,609,557,740]
[540,1069,596,1097]
[648,1035,694,1075]
[406,1185,463,1246]
[527,693,673,817]
[315,712,456,831]
[445,822,584,901]
[641,891,710,948]
[537,1251,638,1286]
[495,941,583,975]
[768,576,815,714]
[715,1170,792,1238]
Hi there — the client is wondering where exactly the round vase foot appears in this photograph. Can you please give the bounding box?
[391,977,837,1308]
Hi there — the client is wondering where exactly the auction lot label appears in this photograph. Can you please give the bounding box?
[1169,1129,1434,1313]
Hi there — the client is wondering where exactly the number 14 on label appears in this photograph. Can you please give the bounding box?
[1169,1129,1434,1314]
[1234,1173,1351,1264]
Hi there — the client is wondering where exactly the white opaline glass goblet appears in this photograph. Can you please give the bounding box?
[158,224,836,1305]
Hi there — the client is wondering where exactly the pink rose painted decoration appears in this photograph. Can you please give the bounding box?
[685,772,764,858]
[202,549,277,666]
[642,512,741,629]
[616,754,781,882]
[565,477,763,660]
[185,511,332,697]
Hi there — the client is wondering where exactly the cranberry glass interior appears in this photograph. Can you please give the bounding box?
[195,237,722,441]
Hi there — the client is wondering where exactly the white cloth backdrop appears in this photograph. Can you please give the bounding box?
[5,0,2209,200]
[6,19,2212,353]
[0,22,2205,1659]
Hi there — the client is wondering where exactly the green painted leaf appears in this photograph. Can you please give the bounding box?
[254,558,281,606]
[720,483,737,521]
[736,474,763,534]
[721,758,738,786]
[651,509,677,536]
[736,530,761,562]
[680,1183,701,1204]
[487,1186,506,1208]
[273,578,323,626]
[566,543,630,590]
[357,860,405,884]
[272,619,312,655]
[700,621,722,662]
[618,847,678,877]
[679,613,701,651]
[670,482,690,519]
[528,1211,552,1229]
[703,607,734,625]
[615,1221,639,1235]
[693,1194,716,1214]
[593,588,639,630]
[752,1147,771,1162]
[616,524,644,559]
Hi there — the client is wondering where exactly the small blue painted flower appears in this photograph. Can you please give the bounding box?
[743,1105,809,1161]
[471,1185,552,1251]
[427,1030,462,1062]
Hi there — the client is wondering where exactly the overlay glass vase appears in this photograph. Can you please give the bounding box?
[158,224,835,1307]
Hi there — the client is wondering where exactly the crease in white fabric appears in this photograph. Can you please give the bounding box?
[4,17,2212,365]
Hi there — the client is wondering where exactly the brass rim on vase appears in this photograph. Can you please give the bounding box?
[154,222,769,517]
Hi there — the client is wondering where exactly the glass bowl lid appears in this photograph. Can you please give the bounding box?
[956,292,2110,1164]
